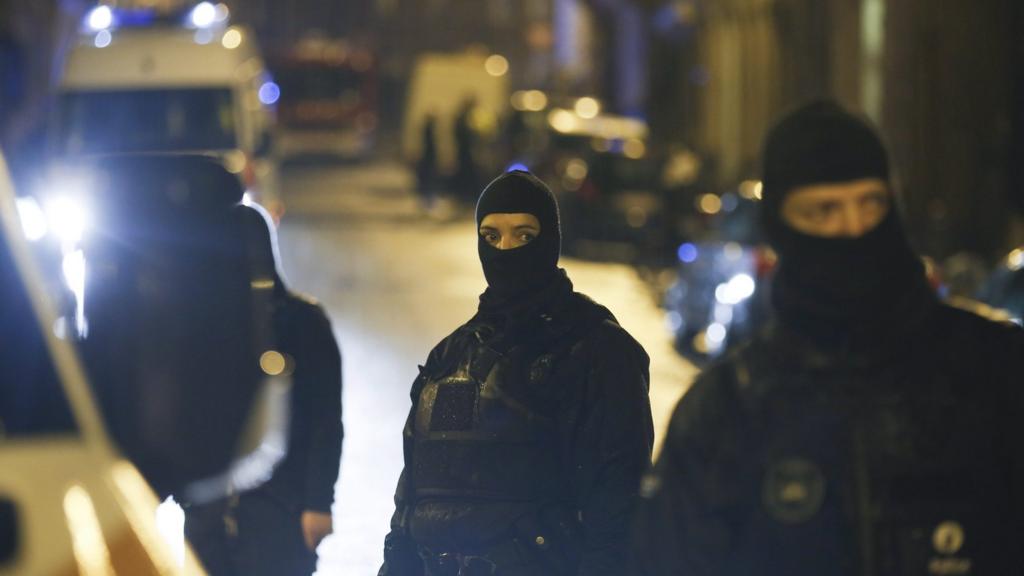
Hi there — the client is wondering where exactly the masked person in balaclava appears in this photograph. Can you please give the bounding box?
[631,101,1024,576]
[380,171,654,576]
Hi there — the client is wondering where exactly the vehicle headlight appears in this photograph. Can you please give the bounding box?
[45,195,91,245]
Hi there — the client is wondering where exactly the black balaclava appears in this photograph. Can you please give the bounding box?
[475,171,562,299]
[760,100,933,345]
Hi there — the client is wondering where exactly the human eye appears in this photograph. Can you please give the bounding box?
[805,203,839,223]
[864,194,890,210]
[519,232,536,244]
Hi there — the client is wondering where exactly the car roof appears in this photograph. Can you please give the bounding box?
[61,26,262,89]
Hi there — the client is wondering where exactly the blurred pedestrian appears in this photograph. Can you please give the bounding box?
[451,96,481,202]
[380,171,654,575]
[183,205,343,576]
[631,101,1024,575]
[415,112,440,210]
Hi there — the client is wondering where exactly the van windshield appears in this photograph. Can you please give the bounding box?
[56,88,237,155]
[0,228,77,439]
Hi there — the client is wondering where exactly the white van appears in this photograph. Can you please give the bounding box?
[50,13,282,216]
[402,50,510,174]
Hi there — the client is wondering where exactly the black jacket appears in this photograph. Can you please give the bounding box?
[633,303,1024,575]
[261,292,343,513]
[382,286,654,575]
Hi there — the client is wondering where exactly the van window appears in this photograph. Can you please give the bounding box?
[56,88,237,155]
[0,233,77,439]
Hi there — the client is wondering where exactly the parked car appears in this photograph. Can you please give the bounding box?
[977,246,1024,324]
[664,181,774,363]
[524,105,668,263]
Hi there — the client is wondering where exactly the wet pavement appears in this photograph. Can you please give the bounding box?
[272,160,697,574]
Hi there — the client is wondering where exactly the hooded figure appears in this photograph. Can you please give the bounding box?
[632,101,1024,575]
[381,171,654,576]
[181,203,343,576]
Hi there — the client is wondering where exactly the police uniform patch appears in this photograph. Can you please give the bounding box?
[928,520,972,575]
[932,521,965,555]
[762,458,826,524]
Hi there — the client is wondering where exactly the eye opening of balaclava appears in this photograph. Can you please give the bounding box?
[758,100,930,339]
[760,99,892,243]
[475,170,561,298]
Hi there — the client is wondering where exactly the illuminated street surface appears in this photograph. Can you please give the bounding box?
[274,161,697,574]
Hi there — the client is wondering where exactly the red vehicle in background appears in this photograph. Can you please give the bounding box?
[271,36,378,160]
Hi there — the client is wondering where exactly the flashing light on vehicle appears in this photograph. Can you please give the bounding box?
[15,197,48,241]
[221,28,242,49]
[715,273,756,305]
[45,194,91,245]
[574,97,600,119]
[189,2,218,28]
[93,29,113,48]
[677,242,698,263]
[86,5,114,31]
[258,81,280,105]
[484,54,509,77]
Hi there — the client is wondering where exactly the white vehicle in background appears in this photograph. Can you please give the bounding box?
[0,152,205,575]
[48,3,283,217]
[402,49,510,175]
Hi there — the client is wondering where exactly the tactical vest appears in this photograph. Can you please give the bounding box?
[411,321,576,504]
